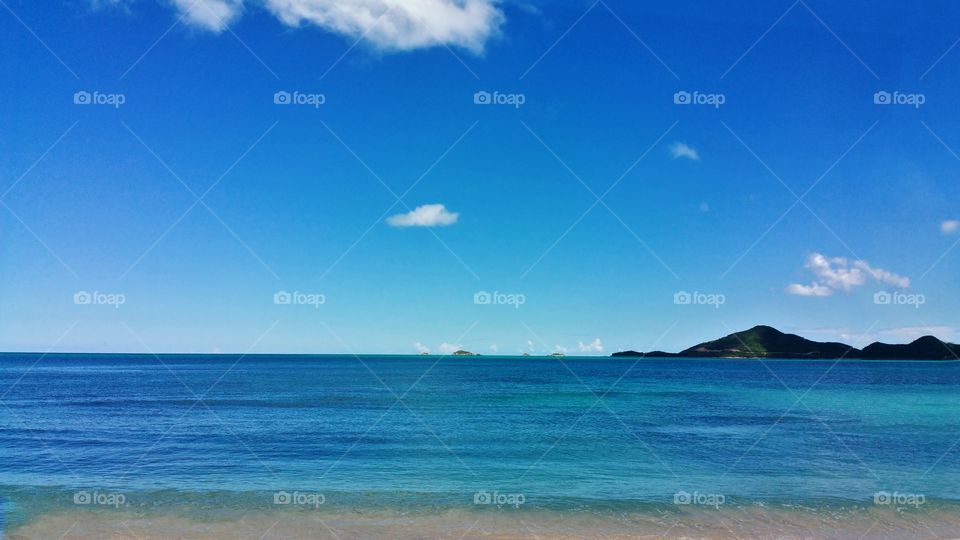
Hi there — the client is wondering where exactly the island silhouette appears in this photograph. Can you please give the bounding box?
[612,325,959,360]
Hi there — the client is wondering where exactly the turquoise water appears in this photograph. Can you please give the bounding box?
[2,353,959,530]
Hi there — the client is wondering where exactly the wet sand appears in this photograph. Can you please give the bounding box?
[9,506,960,540]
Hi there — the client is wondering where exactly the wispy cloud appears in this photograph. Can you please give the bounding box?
[785,282,831,297]
[387,204,459,227]
[438,342,462,354]
[170,0,243,31]
[111,0,504,51]
[578,338,603,352]
[414,342,430,354]
[669,142,700,161]
[941,220,959,235]
[786,252,910,296]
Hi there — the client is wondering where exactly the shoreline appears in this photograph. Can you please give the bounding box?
[9,504,960,539]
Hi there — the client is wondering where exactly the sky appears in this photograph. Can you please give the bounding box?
[1,0,960,355]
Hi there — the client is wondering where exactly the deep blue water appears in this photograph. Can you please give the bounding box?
[1,353,959,524]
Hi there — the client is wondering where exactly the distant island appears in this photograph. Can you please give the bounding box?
[612,325,959,360]
[452,350,478,356]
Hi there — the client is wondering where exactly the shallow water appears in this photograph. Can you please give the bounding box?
[2,354,959,537]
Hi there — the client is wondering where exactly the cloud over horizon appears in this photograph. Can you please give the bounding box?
[438,342,462,354]
[109,0,503,52]
[387,204,459,227]
[578,338,603,352]
[786,252,911,297]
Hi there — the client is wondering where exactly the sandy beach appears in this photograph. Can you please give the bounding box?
[9,506,960,540]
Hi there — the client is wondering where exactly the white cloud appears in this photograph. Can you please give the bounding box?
[88,0,133,10]
[785,282,832,297]
[805,253,865,291]
[853,260,910,288]
[151,0,502,51]
[553,345,568,353]
[438,342,461,354]
[414,341,430,354]
[265,0,502,52]
[669,142,700,161]
[578,338,603,352]
[786,252,911,297]
[526,340,535,353]
[387,204,459,227]
[941,220,960,235]
[488,344,498,353]
[171,0,244,32]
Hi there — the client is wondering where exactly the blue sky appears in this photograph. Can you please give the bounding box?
[2,0,960,354]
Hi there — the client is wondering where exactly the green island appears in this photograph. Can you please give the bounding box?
[612,325,959,360]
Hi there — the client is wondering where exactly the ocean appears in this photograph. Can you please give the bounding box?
[2,353,959,539]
